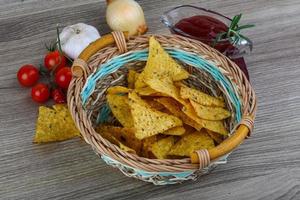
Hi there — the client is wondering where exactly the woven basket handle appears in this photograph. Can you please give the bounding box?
[71,31,129,77]
[191,115,254,165]
[70,32,255,167]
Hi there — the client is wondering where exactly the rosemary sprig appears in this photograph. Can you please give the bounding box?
[56,24,73,63]
[56,24,63,54]
[213,14,255,47]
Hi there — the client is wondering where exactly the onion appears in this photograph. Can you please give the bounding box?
[106,0,148,36]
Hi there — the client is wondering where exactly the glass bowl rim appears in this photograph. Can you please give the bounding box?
[160,5,233,43]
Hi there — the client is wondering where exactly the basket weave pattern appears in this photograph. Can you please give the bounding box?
[67,33,257,185]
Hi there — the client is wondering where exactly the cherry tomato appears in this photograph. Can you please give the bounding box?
[55,67,72,89]
[44,50,66,71]
[31,83,50,103]
[51,88,66,104]
[17,64,39,87]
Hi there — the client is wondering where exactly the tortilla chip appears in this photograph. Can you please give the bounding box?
[145,78,186,105]
[174,81,187,88]
[141,136,158,158]
[180,86,225,107]
[134,87,159,96]
[135,37,189,88]
[127,91,151,108]
[95,125,142,154]
[206,129,224,144]
[119,142,137,154]
[96,129,137,154]
[182,103,228,136]
[154,97,202,131]
[128,92,182,139]
[95,126,119,144]
[53,104,66,112]
[128,70,139,89]
[107,94,134,127]
[201,120,228,136]
[107,86,131,94]
[151,136,176,159]
[162,126,185,136]
[183,124,197,134]
[144,98,166,111]
[168,130,215,157]
[34,105,80,143]
[190,100,231,120]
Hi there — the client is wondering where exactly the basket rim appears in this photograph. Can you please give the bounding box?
[67,32,257,173]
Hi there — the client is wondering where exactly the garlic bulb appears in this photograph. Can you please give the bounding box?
[106,0,148,36]
[59,23,101,59]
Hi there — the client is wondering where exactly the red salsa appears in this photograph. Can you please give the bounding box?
[175,15,228,41]
[174,15,249,79]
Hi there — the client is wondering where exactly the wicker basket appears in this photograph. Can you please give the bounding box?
[67,31,257,185]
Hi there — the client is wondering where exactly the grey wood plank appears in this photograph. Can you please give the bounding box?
[1,0,300,200]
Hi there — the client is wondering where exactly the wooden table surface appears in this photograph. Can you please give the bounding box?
[1,0,300,199]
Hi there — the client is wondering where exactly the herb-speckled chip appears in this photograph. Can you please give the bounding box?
[107,93,134,128]
[162,126,185,136]
[182,103,228,136]
[190,100,231,120]
[128,70,139,89]
[107,86,131,94]
[145,78,187,105]
[155,97,203,131]
[135,37,189,88]
[168,130,215,157]
[34,104,80,143]
[180,86,225,107]
[95,125,142,154]
[151,136,176,159]
[128,92,182,139]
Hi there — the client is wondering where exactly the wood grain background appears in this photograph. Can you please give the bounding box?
[1,0,300,199]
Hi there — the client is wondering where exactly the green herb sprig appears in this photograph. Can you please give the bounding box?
[56,24,73,63]
[213,14,255,47]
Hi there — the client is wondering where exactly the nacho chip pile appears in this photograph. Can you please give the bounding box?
[96,37,232,159]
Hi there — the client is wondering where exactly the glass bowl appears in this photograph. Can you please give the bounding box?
[161,5,253,59]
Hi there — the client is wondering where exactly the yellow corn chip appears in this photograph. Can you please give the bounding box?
[107,86,131,94]
[174,81,187,88]
[119,142,137,154]
[53,104,66,112]
[128,92,182,139]
[168,130,215,157]
[95,126,119,144]
[135,86,162,96]
[96,129,137,154]
[182,103,228,136]
[34,104,80,143]
[95,125,142,154]
[145,78,187,105]
[141,135,158,158]
[184,124,197,135]
[128,70,139,89]
[180,86,225,107]
[135,37,189,88]
[107,94,134,127]
[128,91,151,108]
[151,136,176,159]
[206,129,224,144]
[144,98,166,111]
[162,126,185,136]
[201,120,228,136]
[154,97,202,131]
[190,100,231,120]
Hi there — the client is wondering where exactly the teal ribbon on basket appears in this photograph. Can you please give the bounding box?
[81,49,242,122]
